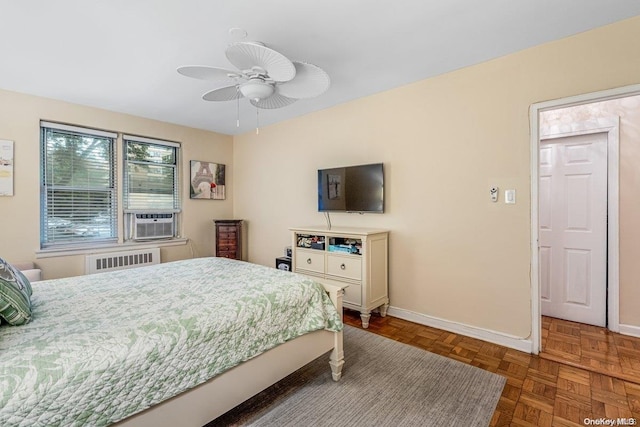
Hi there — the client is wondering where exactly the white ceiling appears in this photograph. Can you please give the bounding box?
[1,1,639,136]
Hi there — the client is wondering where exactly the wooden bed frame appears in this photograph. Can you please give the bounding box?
[114,283,345,427]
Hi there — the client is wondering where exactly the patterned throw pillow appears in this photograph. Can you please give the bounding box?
[0,257,33,325]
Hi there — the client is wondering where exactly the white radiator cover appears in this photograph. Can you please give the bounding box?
[85,248,160,274]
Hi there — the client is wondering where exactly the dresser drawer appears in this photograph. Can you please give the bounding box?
[218,241,237,249]
[218,232,237,239]
[217,251,236,258]
[295,249,325,274]
[327,255,362,281]
[218,225,238,233]
[343,282,362,306]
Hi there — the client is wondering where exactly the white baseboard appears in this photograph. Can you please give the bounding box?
[618,324,640,338]
[386,306,533,354]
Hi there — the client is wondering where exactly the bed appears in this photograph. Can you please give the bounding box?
[0,257,345,427]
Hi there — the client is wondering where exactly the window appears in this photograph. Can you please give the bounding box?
[123,135,180,239]
[40,122,117,248]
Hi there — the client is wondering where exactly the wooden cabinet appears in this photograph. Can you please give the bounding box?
[290,226,389,328]
[214,220,244,260]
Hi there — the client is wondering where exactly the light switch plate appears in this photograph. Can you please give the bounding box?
[505,189,516,204]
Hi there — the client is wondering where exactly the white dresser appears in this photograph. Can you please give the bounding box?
[290,226,389,328]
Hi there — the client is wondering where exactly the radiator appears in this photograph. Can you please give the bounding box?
[85,248,161,274]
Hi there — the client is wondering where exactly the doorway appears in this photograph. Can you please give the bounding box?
[529,85,640,355]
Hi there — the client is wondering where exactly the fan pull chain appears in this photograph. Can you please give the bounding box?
[256,107,260,135]
[236,86,240,128]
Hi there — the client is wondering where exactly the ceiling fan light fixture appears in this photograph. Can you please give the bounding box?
[178,40,329,123]
[239,80,274,101]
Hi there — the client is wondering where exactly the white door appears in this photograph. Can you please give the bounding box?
[539,132,607,326]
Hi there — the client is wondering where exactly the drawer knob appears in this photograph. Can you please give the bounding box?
[307,258,312,264]
[340,263,346,270]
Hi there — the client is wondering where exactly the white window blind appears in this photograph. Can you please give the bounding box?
[40,122,117,247]
[123,135,180,211]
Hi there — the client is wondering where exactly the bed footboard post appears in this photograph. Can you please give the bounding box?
[323,284,346,381]
[330,328,344,381]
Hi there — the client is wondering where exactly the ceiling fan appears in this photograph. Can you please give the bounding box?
[177,41,330,110]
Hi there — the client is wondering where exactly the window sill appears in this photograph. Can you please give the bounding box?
[35,238,188,259]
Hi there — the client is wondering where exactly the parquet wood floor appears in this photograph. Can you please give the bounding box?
[541,316,640,384]
[343,310,640,426]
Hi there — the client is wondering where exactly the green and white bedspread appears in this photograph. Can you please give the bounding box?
[0,257,343,427]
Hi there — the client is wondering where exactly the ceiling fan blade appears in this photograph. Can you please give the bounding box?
[277,62,330,99]
[250,91,297,109]
[202,85,241,102]
[177,65,244,82]
[226,42,296,83]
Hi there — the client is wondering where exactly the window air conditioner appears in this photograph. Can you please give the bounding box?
[133,213,175,240]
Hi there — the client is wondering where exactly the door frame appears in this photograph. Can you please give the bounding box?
[529,84,640,354]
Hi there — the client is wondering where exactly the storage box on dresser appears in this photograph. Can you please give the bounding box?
[214,219,244,260]
[290,226,389,328]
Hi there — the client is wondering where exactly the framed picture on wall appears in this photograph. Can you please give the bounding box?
[190,160,226,200]
[0,140,14,196]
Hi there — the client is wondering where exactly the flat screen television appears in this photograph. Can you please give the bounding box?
[317,163,384,213]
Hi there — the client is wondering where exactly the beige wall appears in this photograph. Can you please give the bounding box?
[541,95,640,326]
[0,89,233,279]
[233,16,640,338]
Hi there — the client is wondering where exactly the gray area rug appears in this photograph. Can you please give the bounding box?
[208,326,506,426]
